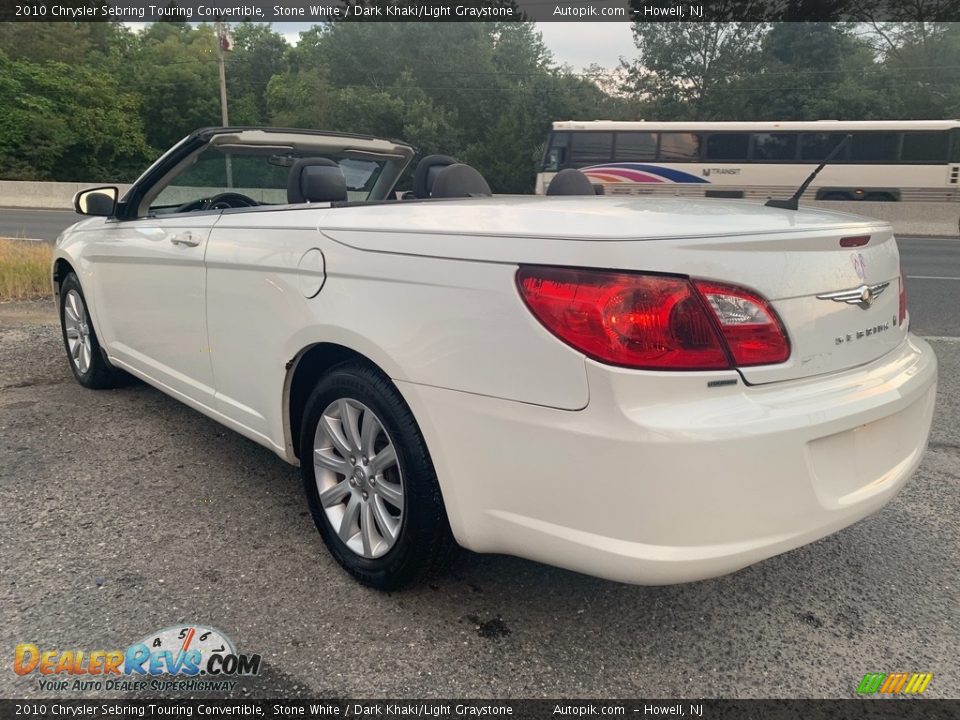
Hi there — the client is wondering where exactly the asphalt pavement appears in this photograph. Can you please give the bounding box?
[0,207,78,242]
[2,333,959,697]
[1,209,959,700]
[900,237,960,338]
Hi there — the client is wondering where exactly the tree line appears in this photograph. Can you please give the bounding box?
[0,21,957,193]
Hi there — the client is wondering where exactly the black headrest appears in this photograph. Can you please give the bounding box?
[430,164,492,199]
[302,165,348,203]
[413,154,456,198]
[546,168,599,196]
[287,158,347,204]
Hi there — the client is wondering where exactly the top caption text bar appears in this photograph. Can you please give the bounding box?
[2,0,959,23]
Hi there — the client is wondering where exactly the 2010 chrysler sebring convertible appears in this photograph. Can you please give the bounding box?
[54,127,937,589]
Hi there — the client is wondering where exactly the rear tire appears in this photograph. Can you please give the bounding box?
[58,272,122,389]
[300,361,457,590]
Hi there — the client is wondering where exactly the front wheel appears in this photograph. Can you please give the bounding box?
[299,362,457,590]
[58,272,122,389]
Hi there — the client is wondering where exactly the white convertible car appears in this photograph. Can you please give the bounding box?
[55,127,937,589]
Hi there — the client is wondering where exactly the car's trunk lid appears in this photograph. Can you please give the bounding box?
[673,228,905,385]
[319,196,904,385]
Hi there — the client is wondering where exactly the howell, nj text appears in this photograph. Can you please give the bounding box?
[639,4,704,17]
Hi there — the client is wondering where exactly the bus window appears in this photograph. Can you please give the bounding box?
[800,133,849,162]
[851,133,900,163]
[659,133,701,161]
[544,148,562,171]
[570,132,613,162]
[952,129,960,162]
[544,132,569,171]
[705,134,749,161]
[901,132,949,163]
[615,132,657,161]
[752,133,797,161]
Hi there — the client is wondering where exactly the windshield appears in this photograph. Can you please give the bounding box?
[150,146,386,213]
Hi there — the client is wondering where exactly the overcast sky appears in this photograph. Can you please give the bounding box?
[124,22,636,71]
[125,21,637,71]
[273,22,637,70]
[536,23,636,70]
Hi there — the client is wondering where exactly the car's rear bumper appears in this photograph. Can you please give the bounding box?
[398,334,937,585]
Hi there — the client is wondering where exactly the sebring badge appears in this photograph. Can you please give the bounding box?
[833,317,897,345]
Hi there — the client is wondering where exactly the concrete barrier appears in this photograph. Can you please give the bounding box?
[809,200,959,238]
[0,181,281,209]
[1,180,957,237]
[0,181,133,210]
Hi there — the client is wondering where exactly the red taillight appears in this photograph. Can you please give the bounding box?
[899,268,907,326]
[517,267,729,370]
[692,280,791,366]
[516,266,790,371]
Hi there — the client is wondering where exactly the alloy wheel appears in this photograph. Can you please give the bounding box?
[63,289,93,375]
[312,398,405,559]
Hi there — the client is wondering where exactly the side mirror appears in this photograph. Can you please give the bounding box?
[74,187,118,216]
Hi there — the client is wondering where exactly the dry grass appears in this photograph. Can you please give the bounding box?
[0,238,53,300]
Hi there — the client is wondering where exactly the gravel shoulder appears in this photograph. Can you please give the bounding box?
[1,302,958,699]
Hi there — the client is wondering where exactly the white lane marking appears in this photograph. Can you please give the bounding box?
[906,275,960,281]
[924,336,960,342]
[898,236,959,242]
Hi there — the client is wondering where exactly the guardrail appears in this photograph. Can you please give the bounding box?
[1,180,957,237]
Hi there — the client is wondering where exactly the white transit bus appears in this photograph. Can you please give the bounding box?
[537,120,960,202]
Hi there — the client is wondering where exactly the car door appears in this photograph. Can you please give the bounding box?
[203,153,387,450]
[86,141,285,407]
[86,212,218,406]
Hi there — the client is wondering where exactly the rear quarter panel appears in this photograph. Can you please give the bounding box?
[204,208,590,456]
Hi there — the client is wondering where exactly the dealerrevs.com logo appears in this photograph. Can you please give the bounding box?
[14,625,261,693]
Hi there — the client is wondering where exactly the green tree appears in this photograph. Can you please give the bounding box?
[0,19,632,190]
[738,23,893,120]
[622,22,766,120]
[0,21,139,82]
[268,22,626,191]
[266,67,336,129]
[0,22,96,64]
[131,23,221,150]
[225,23,288,125]
[0,50,154,181]
[867,22,960,119]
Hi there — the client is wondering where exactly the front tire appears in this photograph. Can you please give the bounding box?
[58,272,121,389]
[300,362,456,590]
